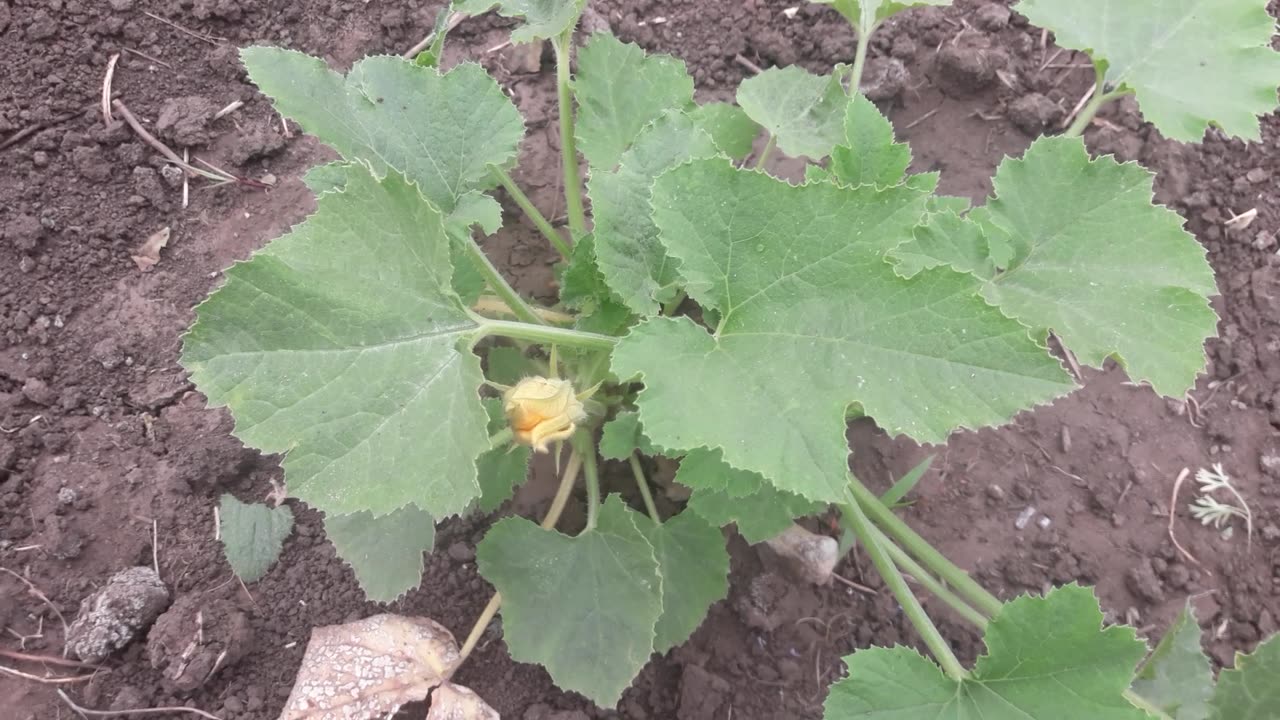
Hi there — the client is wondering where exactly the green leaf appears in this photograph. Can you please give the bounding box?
[891,207,999,280]
[922,136,1218,397]
[1209,633,1280,720]
[880,455,933,506]
[219,495,295,583]
[183,165,490,518]
[613,158,1074,502]
[830,93,911,188]
[824,585,1148,719]
[637,511,729,653]
[676,449,824,543]
[240,48,524,216]
[574,33,695,170]
[736,66,849,159]
[590,110,722,315]
[599,410,655,460]
[411,4,454,68]
[476,495,661,706]
[324,505,435,602]
[1132,603,1212,720]
[476,398,531,511]
[453,0,586,43]
[688,102,760,160]
[485,346,533,386]
[810,0,950,29]
[1016,0,1280,142]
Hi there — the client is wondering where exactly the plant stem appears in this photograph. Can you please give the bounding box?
[578,433,602,530]
[460,237,546,327]
[1123,690,1175,720]
[661,291,686,317]
[1064,83,1132,138]
[847,474,1004,618]
[552,30,588,239]
[489,428,513,449]
[849,19,876,95]
[628,453,661,523]
[473,318,618,351]
[752,134,777,171]
[457,449,583,667]
[868,523,988,628]
[841,496,968,681]
[473,295,576,325]
[490,166,572,260]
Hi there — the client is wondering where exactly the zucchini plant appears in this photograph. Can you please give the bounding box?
[181,0,1280,716]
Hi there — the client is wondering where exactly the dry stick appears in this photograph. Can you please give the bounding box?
[122,47,173,69]
[151,519,161,579]
[401,11,465,58]
[829,572,878,597]
[0,567,70,635]
[733,53,764,75]
[0,99,107,152]
[0,664,91,684]
[903,107,940,131]
[111,100,226,182]
[1168,468,1204,569]
[102,53,120,126]
[141,11,220,46]
[0,648,99,669]
[57,690,225,720]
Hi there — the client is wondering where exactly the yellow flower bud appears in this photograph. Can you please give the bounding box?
[503,377,587,453]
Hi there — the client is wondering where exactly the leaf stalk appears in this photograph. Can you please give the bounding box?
[628,453,661,523]
[753,134,777,171]
[489,165,572,260]
[1064,81,1133,138]
[577,432,602,530]
[473,318,618,351]
[552,30,588,239]
[840,494,968,681]
[460,236,547,326]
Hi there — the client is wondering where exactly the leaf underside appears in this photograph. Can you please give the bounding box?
[182,165,490,519]
[1132,603,1213,720]
[476,495,662,706]
[824,585,1148,718]
[1016,0,1280,142]
[218,494,294,583]
[324,505,436,603]
[613,157,1075,502]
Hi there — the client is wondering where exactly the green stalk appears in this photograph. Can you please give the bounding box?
[552,30,588,239]
[490,166,572,260]
[628,453,661,523]
[869,523,989,628]
[489,428,513,449]
[460,236,546,327]
[578,433,602,529]
[849,19,876,95]
[848,474,1004,618]
[1064,82,1133,138]
[752,134,777,171]
[841,495,968,680]
[473,318,618,351]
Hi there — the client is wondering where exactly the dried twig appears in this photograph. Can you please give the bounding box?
[402,11,465,58]
[831,572,879,597]
[733,53,764,75]
[141,11,220,46]
[112,100,267,189]
[57,690,225,720]
[102,53,120,126]
[151,519,160,578]
[122,47,172,69]
[904,108,940,131]
[212,100,244,121]
[0,567,70,635]
[1168,468,1204,568]
[0,648,100,670]
[0,664,91,684]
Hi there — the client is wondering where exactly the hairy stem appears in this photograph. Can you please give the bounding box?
[460,237,545,326]
[552,31,588,239]
[848,475,1004,618]
[628,453,661,523]
[457,449,583,666]
[578,433,602,530]
[473,318,618,351]
[841,496,968,681]
[473,295,575,325]
[490,166,572,260]
[753,134,777,171]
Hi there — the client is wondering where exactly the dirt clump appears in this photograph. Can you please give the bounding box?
[65,567,170,663]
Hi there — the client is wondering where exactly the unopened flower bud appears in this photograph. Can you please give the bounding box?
[503,377,586,453]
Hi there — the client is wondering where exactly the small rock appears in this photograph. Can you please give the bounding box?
[66,567,170,663]
[446,542,475,563]
[1124,559,1166,605]
[1035,515,1051,530]
[1014,505,1037,530]
[156,96,219,147]
[973,3,1011,31]
[985,484,1005,501]
[1007,92,1062,136]
[22,377,56,406]
[57,487,78,506]
[1246,168,1268,184]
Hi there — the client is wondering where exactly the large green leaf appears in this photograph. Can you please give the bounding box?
[810,0,950,29]
[612,159,1074,502]
[574,33,695,171]
[1132,603,1212,720]
[637,511,729,653]
[453,0,587,43]
[736,66,848,160]
[590,111,722,315]
[1016,0,1280,142]
[218,495,294,583]
[676,448,824,543]
[824,585,1148,719]
[830,93,912,188]
[476,495,661,706]
[324,506,436,603]
[240,48,524,215]
[1209,634,1280,720]
[183,166,490,518]
[893,136,1218,397]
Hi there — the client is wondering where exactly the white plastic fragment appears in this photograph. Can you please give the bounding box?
[1015,506,1037,530]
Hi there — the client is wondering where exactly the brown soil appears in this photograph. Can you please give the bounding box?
[2,0,1279,719]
